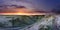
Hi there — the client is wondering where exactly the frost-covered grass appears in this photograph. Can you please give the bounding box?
[0,15,44,28]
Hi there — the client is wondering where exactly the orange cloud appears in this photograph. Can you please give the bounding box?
[0,7,35,13]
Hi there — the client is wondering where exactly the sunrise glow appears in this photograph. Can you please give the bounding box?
[0,13,46,15]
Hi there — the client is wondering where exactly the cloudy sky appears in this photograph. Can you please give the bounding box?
[0,0,60,13]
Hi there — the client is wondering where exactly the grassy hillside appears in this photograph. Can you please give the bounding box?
[0,15,44,28]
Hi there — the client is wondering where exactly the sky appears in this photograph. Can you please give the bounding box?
[0,0,60,14]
